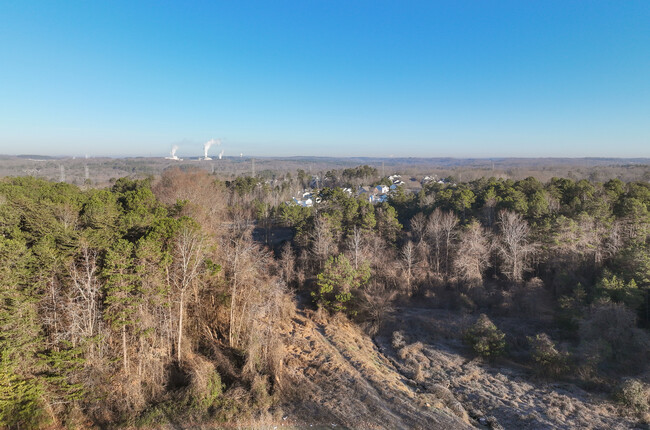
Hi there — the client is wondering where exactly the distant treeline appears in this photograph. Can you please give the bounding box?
[0,155,648,187]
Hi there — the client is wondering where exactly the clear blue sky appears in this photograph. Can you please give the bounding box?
[0,1,648,157]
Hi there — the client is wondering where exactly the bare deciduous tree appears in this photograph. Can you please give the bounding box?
[279,242,295,286]
[171,225,206,362]
[409,212,427,246]
[311,215,335,270]
[497,210,535,282]
[604,219,625,259]
[440,211,459,275]
[224,231,257,348]
[425,209,459,276]
[400,240,416,295]
[153,168,227,233]
[346,226,364,270]
[67,244,102,350]
[426,209,444,274]
[454,221,490,287]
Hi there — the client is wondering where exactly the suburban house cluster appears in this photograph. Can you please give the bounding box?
[288,174,417,208]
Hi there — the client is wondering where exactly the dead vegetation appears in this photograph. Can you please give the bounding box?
[377,307,647,429]
[277,311,471,429]
[3,167,650,429]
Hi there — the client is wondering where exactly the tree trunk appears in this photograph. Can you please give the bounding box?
[229,256,238,348]
[122,325,128,373]
[177,290,184,362]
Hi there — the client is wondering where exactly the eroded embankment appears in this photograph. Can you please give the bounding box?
[277,312,472,430]
[375,308,641,430]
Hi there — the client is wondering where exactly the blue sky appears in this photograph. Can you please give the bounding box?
[0,1,648,157]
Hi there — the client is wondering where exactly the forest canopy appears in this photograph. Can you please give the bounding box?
[0,168,649,428]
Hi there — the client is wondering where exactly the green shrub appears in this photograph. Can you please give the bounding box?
[188,370,224,412]
[615,379,649,412]
[0,367,47,429]
[313,254,370,314]
[527,333,569,378]
[464,314,506,359]
[200,372,224,410]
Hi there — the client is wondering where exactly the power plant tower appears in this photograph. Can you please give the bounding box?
[202,138,220,160]
[165,145,182,160]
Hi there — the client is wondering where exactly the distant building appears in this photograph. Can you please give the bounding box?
[369,194,388,204]
[291,197,313,207]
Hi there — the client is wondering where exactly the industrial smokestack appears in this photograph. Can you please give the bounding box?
[165,145,182,160]
[202,138,220,160]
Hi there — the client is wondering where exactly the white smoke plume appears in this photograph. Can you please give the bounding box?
[218,149,224,160]
[203,138,221,160]
[165,144,182,160]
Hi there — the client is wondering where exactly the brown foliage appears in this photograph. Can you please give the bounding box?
[579,302,650,373]
[153,167,227,231]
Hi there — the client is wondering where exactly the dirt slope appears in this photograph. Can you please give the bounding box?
[375,307,643,430]
[278,311,472,430]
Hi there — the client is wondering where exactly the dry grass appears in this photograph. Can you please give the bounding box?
[276,312,471,429]
[377,307,642,429]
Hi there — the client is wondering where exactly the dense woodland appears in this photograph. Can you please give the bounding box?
[1,166,649,428]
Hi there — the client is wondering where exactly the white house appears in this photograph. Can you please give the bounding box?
[369,194,388,204]
[376,185,389,194]
[291,197,313,207]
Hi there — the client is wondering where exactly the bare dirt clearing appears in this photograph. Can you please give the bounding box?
[376,307,643,429]
[278,311,471,429]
